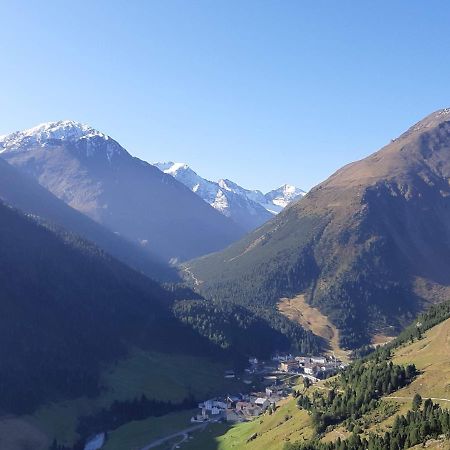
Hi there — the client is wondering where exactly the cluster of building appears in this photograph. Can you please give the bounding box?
[192,385,286,423]
[191,352,346,425]
[274,353,344,380]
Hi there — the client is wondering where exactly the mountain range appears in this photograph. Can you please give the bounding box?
[0,121,244,263]
[155,161,305,231]
[183,108,450,349]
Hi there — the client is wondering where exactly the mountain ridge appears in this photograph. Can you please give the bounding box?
[184,108,450,349]
[154,161,305,231]
[0,121,244,262]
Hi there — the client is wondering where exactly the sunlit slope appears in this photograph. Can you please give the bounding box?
[391,316,450,402]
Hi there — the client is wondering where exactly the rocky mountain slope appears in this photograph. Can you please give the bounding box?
[155,161,305,231]
[184,109,450,349]
[0,121,244,262]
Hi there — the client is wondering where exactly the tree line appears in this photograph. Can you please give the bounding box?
[294,359,417,434]
[286,399,450,450]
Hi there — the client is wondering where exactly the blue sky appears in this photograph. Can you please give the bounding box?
[1,1,450,191]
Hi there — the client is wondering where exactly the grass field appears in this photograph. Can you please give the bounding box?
[391,317,450,402]
[103,409,197,450]
[22,349,242,447]
[278,294,350,362]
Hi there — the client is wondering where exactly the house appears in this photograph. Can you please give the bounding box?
[266,386,283,398]
[295,356,311,366]
[191,414,209,423]
[244,405,262,417]
[248,357,258,365]
[236,401,250,411]
[279,359,299,372]
[226,409,244,422]
[272,353,293,362]
[254,397,270,410]
[304,364,319,375]
[311,356,327,364]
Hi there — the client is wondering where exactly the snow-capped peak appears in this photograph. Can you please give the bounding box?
[153,161,306,230]
[158,161,191,176]
[265,184,306,209]
[0,120,127,161]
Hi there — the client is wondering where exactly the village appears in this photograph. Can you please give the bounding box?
[191,352,346,424]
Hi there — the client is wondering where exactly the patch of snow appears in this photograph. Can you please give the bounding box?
[0,120,127,161]
[153,162,306,222]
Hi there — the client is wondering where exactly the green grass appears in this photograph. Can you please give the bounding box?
[103,409,197,450]
[391,317,450,402]
[23,349,243,447]
[177,397,313,450]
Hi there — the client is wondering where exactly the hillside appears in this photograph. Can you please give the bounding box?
[176,302,450,450]
[0,121,244,262]
[184,109,450,349]
[0,157,175,281]
[0,198,254,450]
[0,199,208,414]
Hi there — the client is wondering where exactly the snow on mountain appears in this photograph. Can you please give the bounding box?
[154,162,305,231]
[0,120,128,161]
[264,184,306,213]
[1,123,244,262]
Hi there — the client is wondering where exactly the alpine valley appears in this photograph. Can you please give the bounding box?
[1,110,450,450]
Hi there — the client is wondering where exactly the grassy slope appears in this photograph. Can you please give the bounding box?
[186,318,450,450]
[390,316,450,403]
[180,398,313,450]
[103,409,197,450]
[22,350,243,447]
[277,294,350,362]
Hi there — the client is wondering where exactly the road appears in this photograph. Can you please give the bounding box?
[386,396,450,403]
[139,423,208,450]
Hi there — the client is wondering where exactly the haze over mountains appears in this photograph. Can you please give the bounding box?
[184,109,450,349]
[0,121,244,262]
[155,161,305,231]
[0,157,174,280]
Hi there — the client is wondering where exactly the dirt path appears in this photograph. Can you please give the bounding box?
[385,396,450,403]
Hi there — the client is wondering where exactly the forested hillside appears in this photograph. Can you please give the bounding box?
[0,200,215,415]
[185,109,450,349]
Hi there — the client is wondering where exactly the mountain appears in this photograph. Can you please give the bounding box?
[0,198,212,415]
[264,184,306,213]
[183,109,450,349]
[0,157,174,281]
[0,121,244,262]
[154,161,305,231]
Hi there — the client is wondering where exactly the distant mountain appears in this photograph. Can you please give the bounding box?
[0,157,174,281]
[0,121,244,262]
[184,109,450,349]
[154,161,305,231]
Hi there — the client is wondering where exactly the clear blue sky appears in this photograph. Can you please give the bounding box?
[1,1,450,191]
